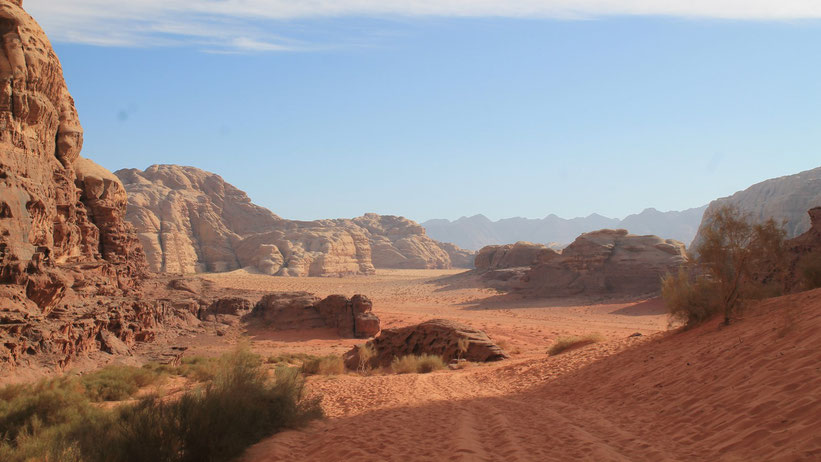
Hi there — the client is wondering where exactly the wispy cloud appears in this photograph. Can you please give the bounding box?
[25,0,821,51]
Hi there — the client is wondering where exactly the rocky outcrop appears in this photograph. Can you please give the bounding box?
[785,208,821,291]
[478,230,687,297]
[475,241,558,271]
[0,1,160,369]
[250,292,380,338]
[343,319,508,369]
[117,165,473,276]
[692,166,821,248]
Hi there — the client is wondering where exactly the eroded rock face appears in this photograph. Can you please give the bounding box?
[692,166,821,248]
[477,230,687,297]
[117,165,473,276]
[0,1,155,368]
[250,292,380,338]
[343,319,508,369]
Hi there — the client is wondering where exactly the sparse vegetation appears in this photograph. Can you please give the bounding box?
[80,365,163,402]
[267,352,319,366]
[390,354,445,374]
[356,344,376,374]
[0,348,322,462]
[301,355,345,376]
[547,333,603,356]
[456,337,469,361]
[664,205,788,327]
[799,257,821,289]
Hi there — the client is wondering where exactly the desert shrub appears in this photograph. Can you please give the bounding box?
[80,365,162,401]
[0,348,323,462]
[356,344,376,373]
[390,354,445,374]
[267,352,318,366]
[800,257,821,289]
[547,333,603,356]
[662,269,722,327]
[675,205,788,326]
[301,355,345,376]
[174,355,221,382]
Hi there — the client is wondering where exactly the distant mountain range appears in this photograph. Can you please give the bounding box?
[422,206,708,251]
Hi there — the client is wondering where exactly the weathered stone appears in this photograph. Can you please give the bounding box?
[250,292,380,338]
[343,319,508,369]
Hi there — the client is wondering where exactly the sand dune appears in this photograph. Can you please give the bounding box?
[236,277,821,461]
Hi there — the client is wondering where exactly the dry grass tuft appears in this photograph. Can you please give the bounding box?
[390,354,445,374]
[548,334,604,356]
[301,356,345,376]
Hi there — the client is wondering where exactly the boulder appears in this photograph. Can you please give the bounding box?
[207,297,253,316]
[250,292,380,338]
[343,319,508,369]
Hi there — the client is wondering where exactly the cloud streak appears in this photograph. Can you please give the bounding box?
[25,0,821,51]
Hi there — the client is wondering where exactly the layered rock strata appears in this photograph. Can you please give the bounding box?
[117,165,474,276]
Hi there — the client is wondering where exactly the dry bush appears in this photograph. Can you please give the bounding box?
[267,353,318,366]
[662,269,722,327]
[390,354,445,374]
[674,205,788,326]
[799,257,821,289]
[301,355,345,376]
[356,344,376,374]
[547,333,603,356]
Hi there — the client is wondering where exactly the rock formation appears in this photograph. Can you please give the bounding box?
[0,1,162,368]
[475,241,557,271]
[250,292,380,338]
[477,230,687,297]
[343,319,508,369]
[117,165,474,276]
[785,207,821,291]
[692,165,821,248]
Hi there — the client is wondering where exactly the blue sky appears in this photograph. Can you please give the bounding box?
[28,1,821,222]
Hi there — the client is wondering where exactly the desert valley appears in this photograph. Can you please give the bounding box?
[1,1,820,461]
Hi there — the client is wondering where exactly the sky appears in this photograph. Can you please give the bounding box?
[25,0,821,222]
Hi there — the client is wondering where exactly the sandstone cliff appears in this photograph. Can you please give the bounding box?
[0,1,159,368]
[692,166,821,248]
[785,207,821,291]
[476,230,687,297]
[117,165,474,276]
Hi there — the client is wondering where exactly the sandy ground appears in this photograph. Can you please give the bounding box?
[183,269,820,461]
[199,269,670,361]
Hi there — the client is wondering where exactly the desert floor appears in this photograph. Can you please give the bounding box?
[190,269,818,461]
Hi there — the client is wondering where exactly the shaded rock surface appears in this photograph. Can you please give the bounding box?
[692,165,821,249]
[250,292,380,338]
[117,165,474,276]
[343,319,508,369]
[477,230,687,297]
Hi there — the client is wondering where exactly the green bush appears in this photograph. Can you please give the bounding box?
[390,354,445,374]
[547,333,603,356]
[80,365,162,401]
[0,349,323,462]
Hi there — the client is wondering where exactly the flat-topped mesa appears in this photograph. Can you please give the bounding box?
[475,241,558,271]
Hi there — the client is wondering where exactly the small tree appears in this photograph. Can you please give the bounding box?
[671,205,787,326]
